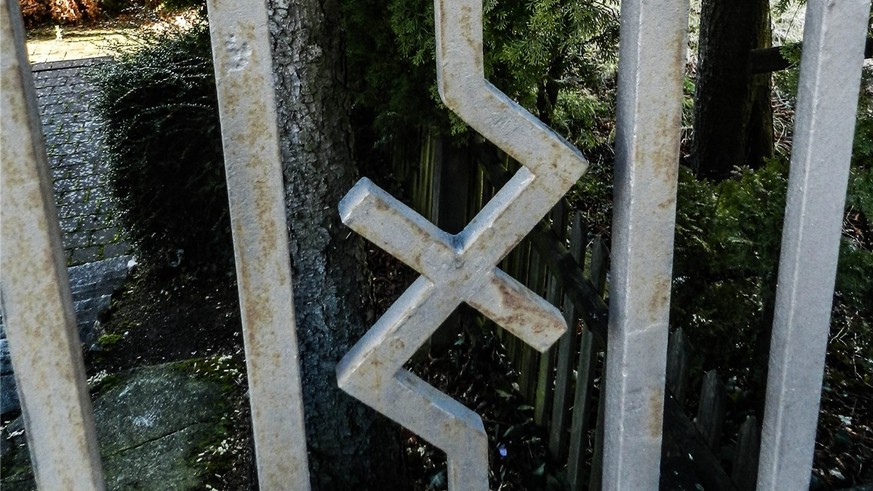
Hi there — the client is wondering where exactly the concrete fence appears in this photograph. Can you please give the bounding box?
[1,0,869,489]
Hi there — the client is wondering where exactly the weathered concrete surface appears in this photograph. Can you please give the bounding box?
[206,2,312,487]
[2,4,104,484]
[758,1,872,489]
[0,255,133,415]
[602,0,688,488]
[1,361,229,491]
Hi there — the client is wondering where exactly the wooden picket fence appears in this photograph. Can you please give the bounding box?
[393,132,596,484]
[392,131,767,490]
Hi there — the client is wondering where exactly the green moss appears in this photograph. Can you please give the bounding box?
[97,332,124,348]
[171,355,242,394]
[171,356,248,488]
[88,371,125,398]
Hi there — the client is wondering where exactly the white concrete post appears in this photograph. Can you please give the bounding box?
[1,0,105,488]
[603,0,689,488]
[758,1,872,488]
[206,1,312,489]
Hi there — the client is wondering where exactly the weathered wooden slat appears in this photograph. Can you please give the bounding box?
[695,369,726,450]
[429,137,474,353]
[566,330,596,491]
[534,273,561,425]
[660,393,737,491]
[431,135,473,232]
[529,226,609,342]
[666,328,690,404]
[506,237,527,369]
[413,138,424,213]
[518,238,532,290]
[549,214,588,461]
[735,416,761,491]
[525,246,548,404]
[473,163,485,217]
[424,138,435,219]
[575,241,609,491]
[588,237,608,297]
[587,368,607,491]
[533,203,568,424]
[567,232,609,490]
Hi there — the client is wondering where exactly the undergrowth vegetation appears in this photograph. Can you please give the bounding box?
[19,0,204,26]
[343,0,619,143]
[89,20,231,277]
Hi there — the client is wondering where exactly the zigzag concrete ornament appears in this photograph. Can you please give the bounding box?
[335,0,589,487]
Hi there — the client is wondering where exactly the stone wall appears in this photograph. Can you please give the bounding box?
[32,58,129,265]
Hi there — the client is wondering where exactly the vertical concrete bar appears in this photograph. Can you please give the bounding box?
[205,2,311,489]
[603,0,688,488]
[336,0,589,487]
[0,1,105,489]
[758,1,871,489]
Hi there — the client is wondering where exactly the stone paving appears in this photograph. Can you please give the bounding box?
[32,57,130,266]
[27,28,133,64]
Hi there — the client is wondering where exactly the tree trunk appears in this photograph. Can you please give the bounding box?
[268,0,398,488]
[693,0,774,180]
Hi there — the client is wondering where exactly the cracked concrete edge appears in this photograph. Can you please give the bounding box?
[1,359,236,490]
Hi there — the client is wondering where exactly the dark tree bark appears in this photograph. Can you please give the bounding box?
[750,37,873,74]
[693,0,774,180]
[268,0,398,488]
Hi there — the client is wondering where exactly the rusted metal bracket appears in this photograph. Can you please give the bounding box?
[335,0,589,488]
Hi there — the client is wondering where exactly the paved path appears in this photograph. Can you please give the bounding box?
[27,28,133,64]
[32,57,129,265]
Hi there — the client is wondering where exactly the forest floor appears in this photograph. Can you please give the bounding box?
[84,245,565,490]
[84,243,873,490]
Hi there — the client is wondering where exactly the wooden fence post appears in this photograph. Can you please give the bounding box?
[548,214,588,461]
[666,328,690,403]
[582,238,610,491]
[534,202,568,425]
[696,369,726,450]
[735,416,761,490]
[430,135,474,354]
